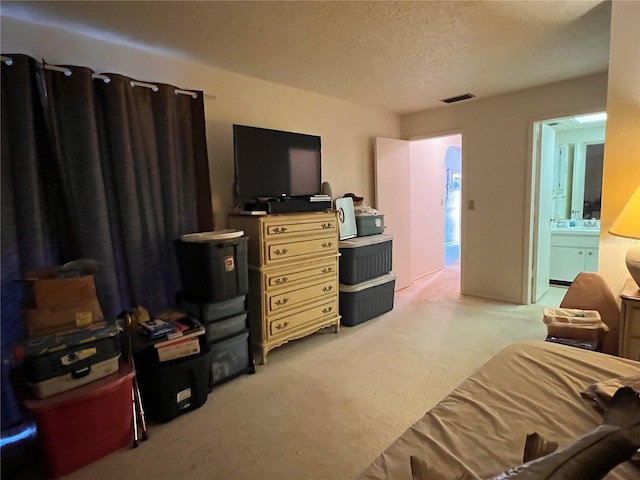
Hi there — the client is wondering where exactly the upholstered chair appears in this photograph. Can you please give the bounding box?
[559,272,621,356]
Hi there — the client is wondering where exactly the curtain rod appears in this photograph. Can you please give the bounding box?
[44,63,112,83]
[1,55,215,100]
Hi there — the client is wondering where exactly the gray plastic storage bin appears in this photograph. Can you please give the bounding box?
[209,330,252,386]
[339,273,396,326]
[355,214,384,236]
[206,312,247,343]
[176,293,246,322]
[339,234,393,285]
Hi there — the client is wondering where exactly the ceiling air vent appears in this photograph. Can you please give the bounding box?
[440,93,475,104]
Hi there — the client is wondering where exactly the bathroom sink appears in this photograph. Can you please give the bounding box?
[551,219,600,234]
[551,227,600,236]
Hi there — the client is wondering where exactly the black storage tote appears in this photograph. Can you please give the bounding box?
[174,230,249,302]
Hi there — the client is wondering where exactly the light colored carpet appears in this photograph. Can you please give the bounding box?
[17,264,562,480]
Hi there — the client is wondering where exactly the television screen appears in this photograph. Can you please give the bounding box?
[233,125,321,200]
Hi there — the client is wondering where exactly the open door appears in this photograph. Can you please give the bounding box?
[532,123,555,302]
[374,137,412,290]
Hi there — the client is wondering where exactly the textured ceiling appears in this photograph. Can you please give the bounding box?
[1,1,611,114]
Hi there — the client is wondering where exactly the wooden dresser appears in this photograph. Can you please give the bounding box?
[229,211,340,364]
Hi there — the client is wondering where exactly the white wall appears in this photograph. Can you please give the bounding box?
[409,135,460,280]
[599,0,640,296]
[401,74,608,303]
[0,16,400,231]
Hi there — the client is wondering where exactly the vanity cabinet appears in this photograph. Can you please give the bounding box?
[549,231,599,283]
[229,212,340,364]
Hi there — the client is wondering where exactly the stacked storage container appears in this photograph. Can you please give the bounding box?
[338,233,396,326]
[14,269,132,477]
[134,229,256,423]
[176,293,253,387]
[174,230,255,390]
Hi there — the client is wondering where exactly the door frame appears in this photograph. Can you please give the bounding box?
[531,122,555,302]
[523,106,607,304]
[407,129,466,293]
[395,129,465,290]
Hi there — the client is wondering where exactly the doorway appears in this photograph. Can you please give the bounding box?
[530,112,606,303]
[444,146,462,266]
[375,134,462,291]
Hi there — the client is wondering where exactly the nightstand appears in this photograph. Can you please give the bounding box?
[619,278,640,360]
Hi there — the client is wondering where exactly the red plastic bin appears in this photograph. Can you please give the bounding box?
[21,361,134,478]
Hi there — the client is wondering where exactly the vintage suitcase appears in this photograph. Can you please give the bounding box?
[18,322,122,398]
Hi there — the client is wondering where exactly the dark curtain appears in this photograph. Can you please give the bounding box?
[1,55,63,427]
[1,54,213,427]
[42,65,213,317]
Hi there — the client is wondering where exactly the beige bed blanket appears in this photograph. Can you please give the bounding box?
[357,340,640,480]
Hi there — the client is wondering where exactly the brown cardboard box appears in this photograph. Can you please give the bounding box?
[23,299,104,338]
[23,269,98,308]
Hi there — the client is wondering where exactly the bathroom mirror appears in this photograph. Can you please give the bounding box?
[552,141,604,220]
[574,143,604,219]
[550,118,605,221]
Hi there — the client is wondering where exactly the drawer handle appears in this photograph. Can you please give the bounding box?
[275,321,290,330]
[322,306,333,314]
[272,227,287,234]
[273,276,288,285]
[275,298,289,306]
[273,248,289,256]
[321,223,333,229]
[321,242,333,248]
[321,267,334,274]
[322,286,333,293]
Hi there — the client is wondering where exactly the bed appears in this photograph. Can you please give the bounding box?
[357,340,640,480]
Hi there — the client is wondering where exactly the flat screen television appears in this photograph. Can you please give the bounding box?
[233,124,322,201]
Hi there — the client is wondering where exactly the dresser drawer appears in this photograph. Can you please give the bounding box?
[264,235,337,266]
[267,278,337,314]
[263,215,336,240]
[265,258,337,290]
[268,298,338,336]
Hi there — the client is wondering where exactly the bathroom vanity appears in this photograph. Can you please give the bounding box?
[549,222,599,283]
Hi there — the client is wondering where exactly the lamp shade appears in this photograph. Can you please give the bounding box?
[609,185,640,288]
[608,185,640,240]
